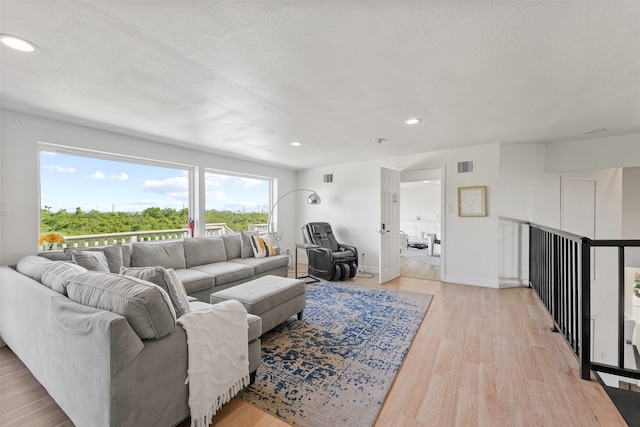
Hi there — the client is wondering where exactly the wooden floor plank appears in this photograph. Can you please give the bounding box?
[0,262,627,426]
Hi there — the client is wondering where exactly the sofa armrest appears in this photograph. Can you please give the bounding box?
[0,266,144,427]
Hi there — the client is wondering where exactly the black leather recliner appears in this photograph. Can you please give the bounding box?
[302,222,358,281]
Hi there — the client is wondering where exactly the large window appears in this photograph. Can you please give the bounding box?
[39,146,192,248]
[204,171,271,233]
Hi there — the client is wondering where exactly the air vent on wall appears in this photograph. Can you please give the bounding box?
[457,160,475,174]
[324,174,333,183]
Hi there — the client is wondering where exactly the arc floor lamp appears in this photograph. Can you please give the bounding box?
[267,189,321,239]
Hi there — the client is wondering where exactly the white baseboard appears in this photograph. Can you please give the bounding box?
[499,278,529,288]
[443,275,499,289]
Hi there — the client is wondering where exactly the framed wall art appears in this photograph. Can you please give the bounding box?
[458,186,487,217]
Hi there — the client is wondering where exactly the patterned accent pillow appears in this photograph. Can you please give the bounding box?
[250,234,276,259]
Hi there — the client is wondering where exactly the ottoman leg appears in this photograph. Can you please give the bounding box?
[297,310,303,320]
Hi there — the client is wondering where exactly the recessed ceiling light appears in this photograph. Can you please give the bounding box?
[0,34,40,53]
[290,141,302,147]
[405,118,422,125]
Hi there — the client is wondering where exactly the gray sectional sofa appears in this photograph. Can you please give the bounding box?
[41,232,290,302]
[0,233,290,427]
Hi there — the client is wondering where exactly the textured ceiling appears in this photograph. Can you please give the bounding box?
[1,1,639,170]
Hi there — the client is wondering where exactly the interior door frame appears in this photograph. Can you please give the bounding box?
[379,167,401,284]
[398,166,446,281]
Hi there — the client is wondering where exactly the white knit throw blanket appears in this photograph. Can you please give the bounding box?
[177,299,250,427]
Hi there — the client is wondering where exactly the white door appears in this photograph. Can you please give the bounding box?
[379,167,401,284]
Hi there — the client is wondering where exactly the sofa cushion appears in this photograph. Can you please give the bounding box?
[121,245,132,267]
[66,272,176,340]
[41,261,88,295]
[16,255,52,282]
[240,231,257,259]
[183,237,227,268]
[246,313,262,342]
[173,268,215,294]
[190,262,254,286]
[189,301,262,341]
[120,266,191,318]
[230,254,289,275]
[249,234,276,259]
[131,241,186,270]
[63,243,124,273]
[71,250,110,272]
[221,233,242,260]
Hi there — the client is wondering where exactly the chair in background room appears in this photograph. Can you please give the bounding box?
[301,222,358,281]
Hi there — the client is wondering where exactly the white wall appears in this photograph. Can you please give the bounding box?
[297,143,502,287]
[498,143,539,286]
[0,110,297,265]
[622,167,640,240]
[545,133,640,172]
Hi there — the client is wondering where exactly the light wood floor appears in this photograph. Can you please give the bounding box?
[400,253,441,281]
[1,265,627,427]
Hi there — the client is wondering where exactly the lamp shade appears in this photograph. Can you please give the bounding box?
[267,189,321,236]
[307,192,321,205]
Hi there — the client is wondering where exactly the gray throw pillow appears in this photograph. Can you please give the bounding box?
[131,241,186,270]
[63,243,124,273]
[66,272,176,340]
[240,231,257,259]
[16,255,52,282]
[120,266,191,318]
[71,250,110,272]
[221,233,242,260]
[183,237,227,267]
[41,261,88,295]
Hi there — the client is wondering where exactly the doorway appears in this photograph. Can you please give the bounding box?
[399,168,443,281]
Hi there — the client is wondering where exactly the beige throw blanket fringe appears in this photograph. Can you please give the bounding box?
[177,299,250,427]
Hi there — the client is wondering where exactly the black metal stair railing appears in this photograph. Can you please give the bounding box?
[529,223,640,381]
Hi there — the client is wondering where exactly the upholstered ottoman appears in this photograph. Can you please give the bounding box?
[210,275,306,334]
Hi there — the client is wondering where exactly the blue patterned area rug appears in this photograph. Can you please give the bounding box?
[239,281,433,427]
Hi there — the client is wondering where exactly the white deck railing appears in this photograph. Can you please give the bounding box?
[40,223,268,250]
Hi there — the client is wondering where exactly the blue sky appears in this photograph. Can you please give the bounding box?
[40,151,270,213]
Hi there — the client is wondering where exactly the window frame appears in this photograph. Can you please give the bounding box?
[203,168,274,233]
[38,142,196,246]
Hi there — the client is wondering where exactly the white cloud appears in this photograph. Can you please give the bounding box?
[43,165,76,173]
[144,176,188,200]
[91,171,106,180]
[112,172,129,181]
[204,175,224,188]
[206,191,229,202]
[234,177,264,188]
